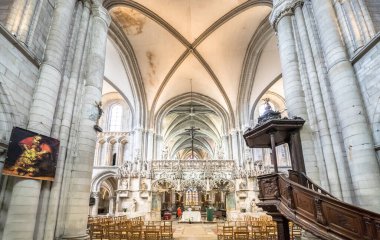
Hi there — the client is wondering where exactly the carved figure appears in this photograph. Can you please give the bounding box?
[141,181,147,191]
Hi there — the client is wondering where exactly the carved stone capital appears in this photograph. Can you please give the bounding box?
[91,191,100,199]
[92,5,111,27]
[80,0,91,9]
[270,0,304,30]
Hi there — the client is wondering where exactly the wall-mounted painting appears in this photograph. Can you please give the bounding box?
[2,127,60,181]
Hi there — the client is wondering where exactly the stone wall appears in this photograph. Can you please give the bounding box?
[0,28,39,236]
[354,41,380,147]
[366,0,380,32]
[0,0,12,24]
[27,0,55,60]
[0,30,39,131]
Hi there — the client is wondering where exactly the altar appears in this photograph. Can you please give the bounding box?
[180,211,202,222]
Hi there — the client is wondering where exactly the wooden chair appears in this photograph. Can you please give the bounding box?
[291,223,302,240]
[145,230,160,240]
[217,222,224,240]
[266,225,277,240]
[107,225,122,240]
[117,224,129,239]
[129,230,142,240]
[236,226,248,232]
[252,231,266,240]
[222,226,234,240]
[160,225,173,240]
[89,224,104,240]
[234,231,249,240]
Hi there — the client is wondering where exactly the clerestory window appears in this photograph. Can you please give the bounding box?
[108,104,123,132]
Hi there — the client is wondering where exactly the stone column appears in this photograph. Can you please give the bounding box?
[108,139,116,166]
[222,135,230,159]
[231,130,240,165]
[339,0,364,50]
[155,134,162,159]
[123,140,131,162]
[117,140,125,166]
[101,141,109,165]
[146,129,154,161]
[5,0,26,34]
[109,196,115,215]
[115,194,121,214]
[301,1,355,203]
[2,0,77,239]
[270,0,320,182]
[91,192,100,217]
[60,4,111,239]
[111,140,119,166]
[311,0,380,212]
[17,0,39,42]
[294,5,343,199]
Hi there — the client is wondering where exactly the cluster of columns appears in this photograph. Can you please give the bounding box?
[2,0,111,239]
[90,192,116,217]
[271,0,380,212]
[94,136,129,166]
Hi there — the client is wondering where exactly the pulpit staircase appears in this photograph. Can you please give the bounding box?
[243,107,380,240]
[256,170,380,240]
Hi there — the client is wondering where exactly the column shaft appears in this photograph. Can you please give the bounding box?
[312,0,380,212]
[294,6,342,199]
[60,4,111,238]
[2,0,77,239]
[302,2,355,203]
[44,3,92,238]
[276,14,320,182]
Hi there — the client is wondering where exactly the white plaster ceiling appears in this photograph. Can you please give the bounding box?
[109,2,273,115]
[249,35,282,109]
[197,5,271,113]
[102,81,117,95]
[156,54,228,111]
[134,0,248,42]
[106,1,280,158]
[104,39,136,110]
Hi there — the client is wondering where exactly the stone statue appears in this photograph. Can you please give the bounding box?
[95,101,103,121]
[120,179,129,190]
[251,198,258,212]
[162,146,169,160]
[239,180,247,190]
[131,198,137,212]
[141,181,147,191]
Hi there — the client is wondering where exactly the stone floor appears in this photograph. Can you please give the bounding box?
[173,221,218,240]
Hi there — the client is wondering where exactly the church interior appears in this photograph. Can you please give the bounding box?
[0,0,380,239]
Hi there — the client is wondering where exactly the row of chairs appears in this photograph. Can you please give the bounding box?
[88,216,173,240]
[217,220,301,240]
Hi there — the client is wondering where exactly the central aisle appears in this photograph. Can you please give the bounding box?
[173,222,217,240]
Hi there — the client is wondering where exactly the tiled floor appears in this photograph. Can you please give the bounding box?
[173,221,218,240]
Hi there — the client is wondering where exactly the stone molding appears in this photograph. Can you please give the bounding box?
[92,5,112,27]
[270,0,304,30]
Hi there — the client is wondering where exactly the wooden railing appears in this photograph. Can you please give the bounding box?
[288,170,336,199]
[257,171,380,240]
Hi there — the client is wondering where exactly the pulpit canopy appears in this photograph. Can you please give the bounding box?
[243,118,305,148]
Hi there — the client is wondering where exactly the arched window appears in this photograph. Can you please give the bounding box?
[108,104,123,131]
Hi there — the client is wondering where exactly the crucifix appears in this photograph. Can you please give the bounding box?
[185,126,200,159]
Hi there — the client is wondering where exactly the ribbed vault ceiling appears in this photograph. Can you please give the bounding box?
[104,0,281,159]
[107,0,272,115]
